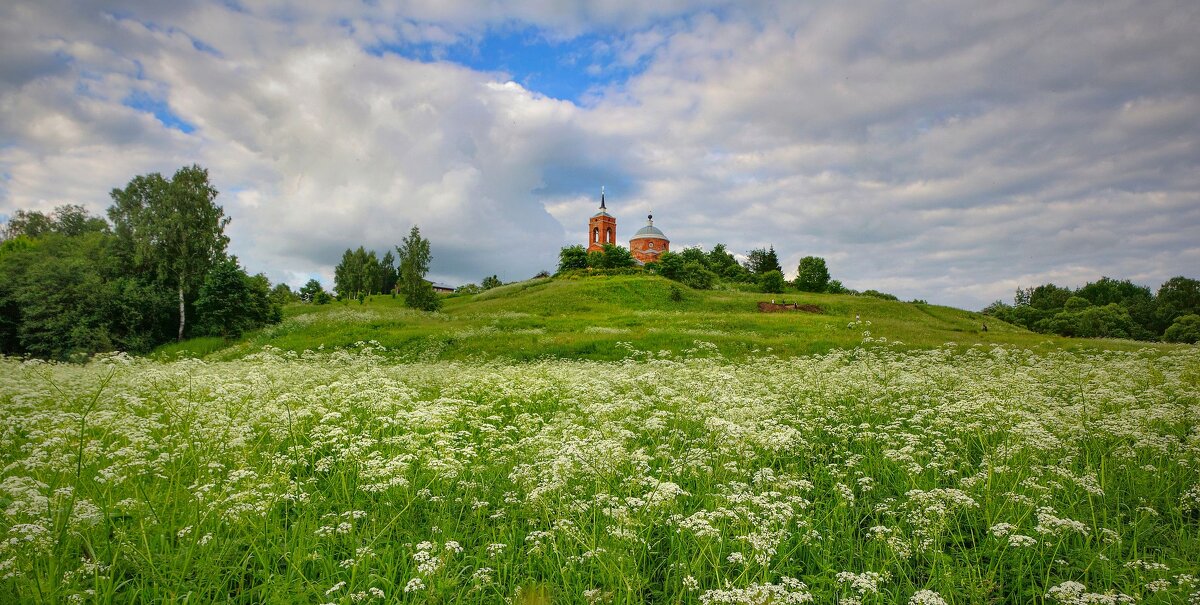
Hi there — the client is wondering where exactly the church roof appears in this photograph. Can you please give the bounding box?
[591,209,613,218]
[630,214,669,242]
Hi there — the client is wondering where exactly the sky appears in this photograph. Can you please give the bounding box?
[1,0,1198,310]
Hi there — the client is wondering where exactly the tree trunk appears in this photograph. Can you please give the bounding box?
[178,285,186,342]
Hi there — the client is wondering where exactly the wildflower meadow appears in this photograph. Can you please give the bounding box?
[1,342,1197,603]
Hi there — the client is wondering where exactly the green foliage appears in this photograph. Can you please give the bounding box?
[299,279,332,304]
[1163,314,1200,343]
[1156,277,1200,333]
[334,247,384,298]
[760,269,786,294]
[588,243,636,269]
[743,246,782,275]
[1,204,109,240]
[396,225,441,312]
[193,258,282,338]
[794,256,831,292]
[706,243,741,277]
[992,275,1200,342]
[826,279,848,294]
[669,285,684,302]
[1028,284,1072,310]
[678,261,717,290]
[655,250,684,280]
[108,165,230,341]
[481,275,503,290]
[379,250,398,294]
[270,283,297,307]
[1063,296,1091,312]
[557,245,589,273]
[860,289,899,301]
[454,283,483,295]
[0,232,176,359]
[678,246,708,266]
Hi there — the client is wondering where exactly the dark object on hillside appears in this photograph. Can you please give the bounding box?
[758,301,823,314]
[982,323,988,332]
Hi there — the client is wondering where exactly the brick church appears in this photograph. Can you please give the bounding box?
[587,190,670,264]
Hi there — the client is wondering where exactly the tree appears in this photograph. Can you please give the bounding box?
[678,261,717,290]
[193,258,281,338]
[1028,284,1073,311]
[589,243,636,269]
[743,246,781,275]
[557,245,589,273]
[379,251,398,294]
[1,209,55,240]
[396,225,440,311]
[270,283,297,307]
[1163,314,1200,344]
[108,165,229,341]
[1156,277,1200,333]
[655,250,684,280]
[795,256,831,292]
[481,275,502,290]
[299,279,331,304]
[334,249,356,298]
[707,243,740,276]
[761,270,786,294]
[679,247,708,267]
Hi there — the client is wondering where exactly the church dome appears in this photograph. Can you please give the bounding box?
[630,215,669,242]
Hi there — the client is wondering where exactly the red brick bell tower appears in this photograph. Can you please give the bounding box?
[587,188,617,252]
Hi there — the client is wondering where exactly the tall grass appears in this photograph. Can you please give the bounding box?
[1,342,1197,603]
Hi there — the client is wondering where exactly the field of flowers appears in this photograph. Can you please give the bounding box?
[1,342,1198,604]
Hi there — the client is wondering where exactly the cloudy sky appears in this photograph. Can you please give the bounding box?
[2,1,1198,309]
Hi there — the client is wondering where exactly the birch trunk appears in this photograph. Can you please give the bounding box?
[177,284,185,341]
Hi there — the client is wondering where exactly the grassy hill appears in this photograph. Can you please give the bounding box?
[157,274,1172,361]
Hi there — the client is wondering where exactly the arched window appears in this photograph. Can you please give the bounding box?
[648,241,655,250]
[606,227,612,243]
[593,227,599,243]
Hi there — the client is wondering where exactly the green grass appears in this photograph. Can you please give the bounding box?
[2,346,1197,603]
[162,275,1177,361]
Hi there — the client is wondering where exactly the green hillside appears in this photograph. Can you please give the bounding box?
[157,275,1172,361]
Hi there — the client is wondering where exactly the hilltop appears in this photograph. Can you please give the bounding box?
[157,275,1171,361]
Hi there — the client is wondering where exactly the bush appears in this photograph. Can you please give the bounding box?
[1163,314,1200,343]
[859,290,898,301]
[760,270,786,294]
[678,262,717,290]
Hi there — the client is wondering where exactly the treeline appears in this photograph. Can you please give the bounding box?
[0,166,288,360]
[557,243,897,298]
[328,226,442,311]
[984,277,1200,343]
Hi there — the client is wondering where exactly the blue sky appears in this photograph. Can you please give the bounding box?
[1,0,1198,309]
[372,27,621,103]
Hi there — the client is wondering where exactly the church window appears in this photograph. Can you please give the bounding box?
[606,227,612,243]
[593,227,599,243]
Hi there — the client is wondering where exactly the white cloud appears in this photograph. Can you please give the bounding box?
[1,0,1197,307]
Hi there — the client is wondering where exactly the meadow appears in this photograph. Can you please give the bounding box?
[156,276,1165,363]
[1,339,1197,603]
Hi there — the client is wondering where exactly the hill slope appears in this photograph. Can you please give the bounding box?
[158,275,1167,361]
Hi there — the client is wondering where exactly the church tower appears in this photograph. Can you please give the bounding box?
[587,188,617,253]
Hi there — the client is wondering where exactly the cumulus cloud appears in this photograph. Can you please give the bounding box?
[1,0,1197,308]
